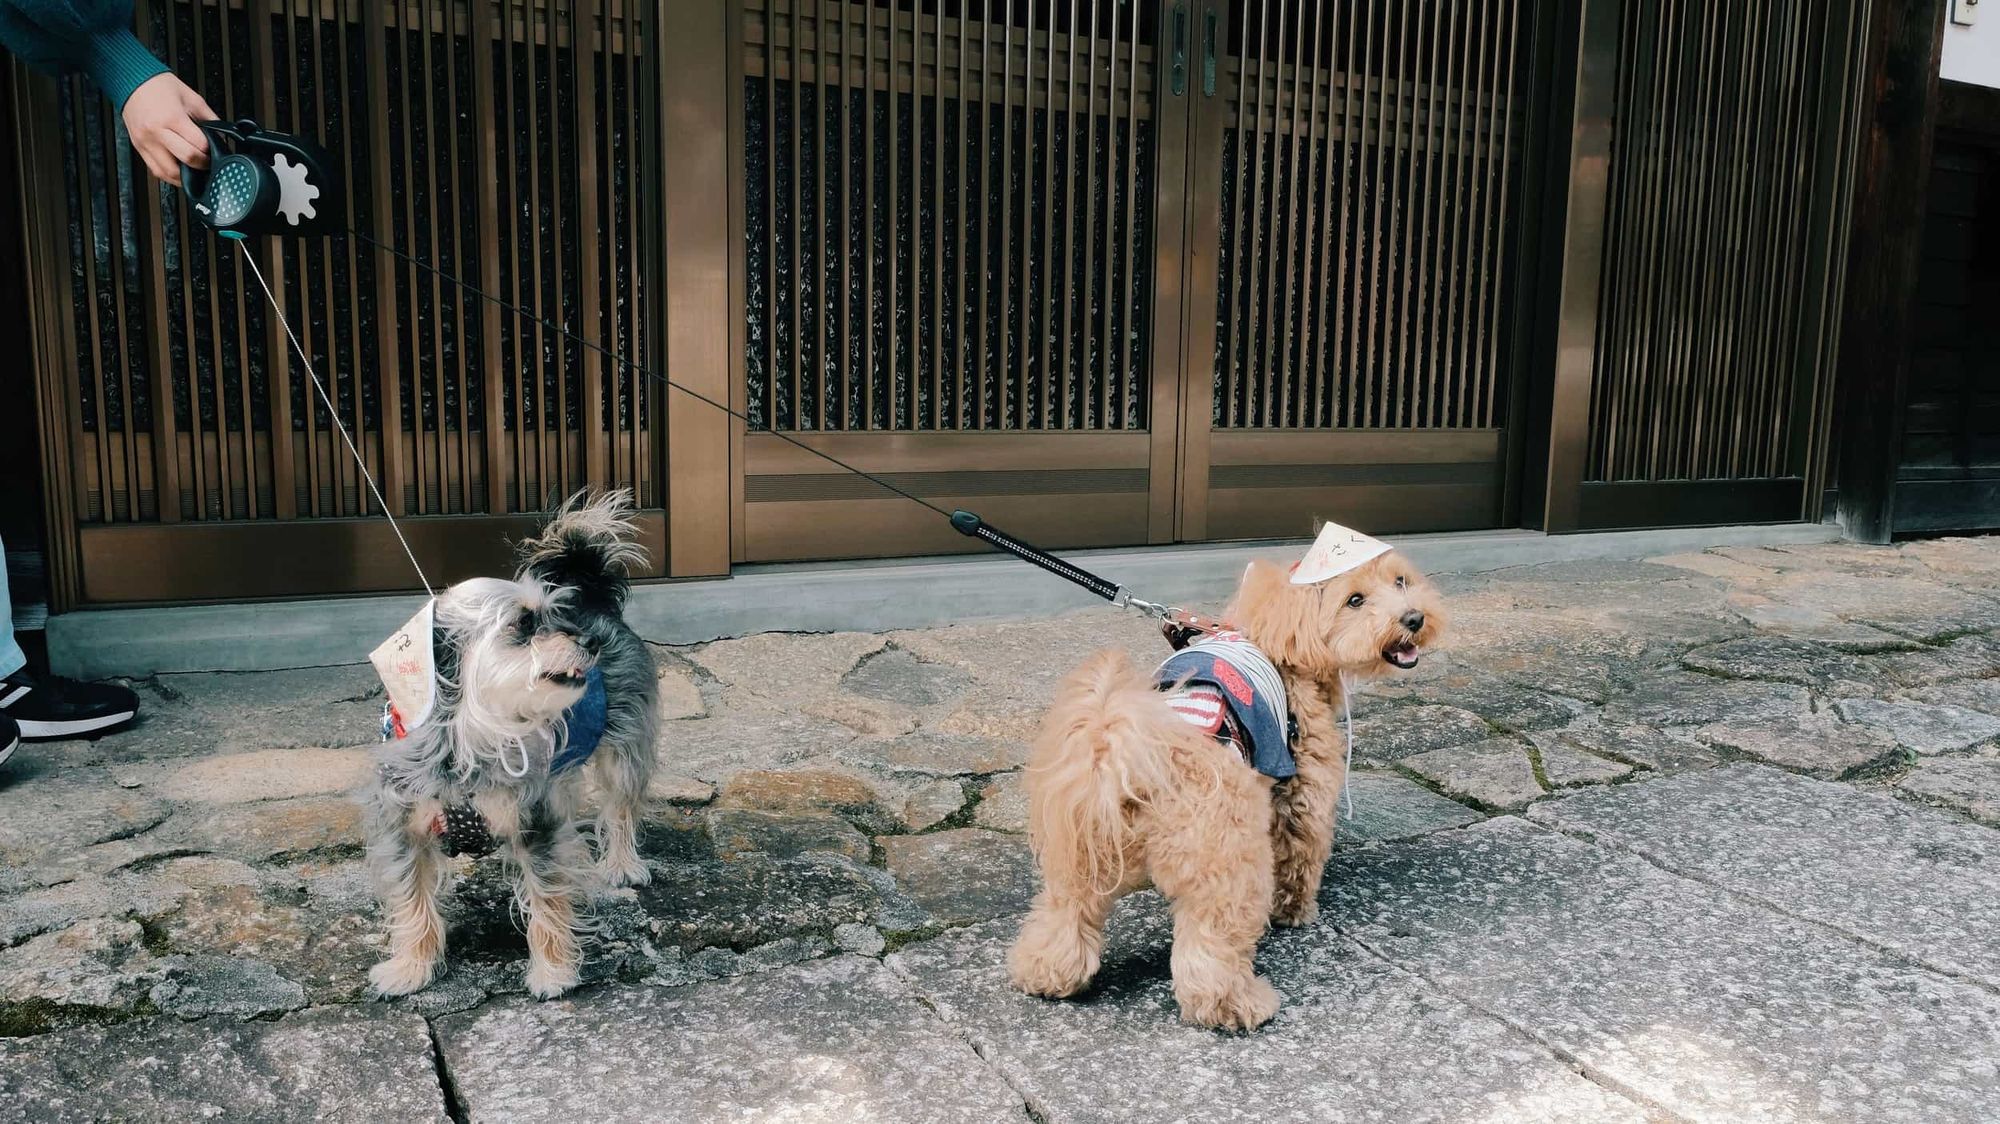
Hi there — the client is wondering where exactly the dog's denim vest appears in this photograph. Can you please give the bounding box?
[1154,632,1295,780]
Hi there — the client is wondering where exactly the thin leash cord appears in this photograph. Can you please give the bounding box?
[236,241,438,599]
[343,227,953,521]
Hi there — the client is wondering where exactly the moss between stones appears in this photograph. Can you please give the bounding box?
[0,995,155,1038]
[879,922,960,954]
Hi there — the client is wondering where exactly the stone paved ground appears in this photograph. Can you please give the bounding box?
[1,537,1999,1122]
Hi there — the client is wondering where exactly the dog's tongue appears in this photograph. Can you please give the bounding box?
[1385,641,1420,668]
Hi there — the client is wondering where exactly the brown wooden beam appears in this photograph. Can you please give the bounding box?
[660,0,733,578]
[1833,0,1947,543]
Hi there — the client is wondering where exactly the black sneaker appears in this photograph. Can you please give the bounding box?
[0,715,18,767]
[0,669,140,739]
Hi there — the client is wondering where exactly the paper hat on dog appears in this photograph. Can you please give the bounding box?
[1290,521,1393,585]
[369,599,438,731]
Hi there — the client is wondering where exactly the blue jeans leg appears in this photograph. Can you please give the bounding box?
[0,535,25,679]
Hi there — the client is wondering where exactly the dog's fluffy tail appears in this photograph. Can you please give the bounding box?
[1027,650,1209,895]
[517,488,647,611]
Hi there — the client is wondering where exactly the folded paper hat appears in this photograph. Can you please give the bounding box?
[1290,521,1393,585]
[370,599,438,732]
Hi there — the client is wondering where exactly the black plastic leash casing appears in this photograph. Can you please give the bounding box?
[950,510,1122,603]
[182,119,340,239]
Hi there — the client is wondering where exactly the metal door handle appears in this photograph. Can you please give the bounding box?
[1202,8,1217,96]
[1171,2,1189,96]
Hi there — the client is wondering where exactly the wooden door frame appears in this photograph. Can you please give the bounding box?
[1833,0,1948,543]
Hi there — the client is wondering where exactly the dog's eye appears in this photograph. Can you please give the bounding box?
[1346,593,1365,609]
[1396,575,1407,589]
[512,609,537,642]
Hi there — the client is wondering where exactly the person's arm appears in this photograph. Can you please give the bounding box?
[0,1,212,181]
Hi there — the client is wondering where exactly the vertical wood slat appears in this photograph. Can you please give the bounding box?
[1081,0,1098,428]
[250,3,298,519]
[288,0,323,517]
[844,0,857,431]
[933,2,946,429]
[910,4,923,429]
[441,0,472,511]
[134,0,184,523]
[574,0,606,485]
[999,0,1014,430]
[333,0,367,515]
[188,1,234,517]
[474,0,509,509]
[307,0,343,514]
[976,0,992,430]
[71,94,111,521]
[364,0,405,516]
[864,0,877,430]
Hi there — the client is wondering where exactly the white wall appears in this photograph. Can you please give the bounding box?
[1942,1,2000,88]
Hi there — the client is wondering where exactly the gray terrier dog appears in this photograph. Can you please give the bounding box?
[363,489,659,999]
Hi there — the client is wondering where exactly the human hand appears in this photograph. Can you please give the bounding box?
[122,73,218,183]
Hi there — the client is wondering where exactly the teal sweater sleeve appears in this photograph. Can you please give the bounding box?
[0,1,169,109]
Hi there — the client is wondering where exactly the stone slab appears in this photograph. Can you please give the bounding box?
[436,958,1028,1123]
[890,899,1647,1124]
[1326,815,2000,1122]
[1529,721,1721,773]
[1899,756,2000,826]
[1350,704,1497,762]
[1602,669,1811,727]
[1401,737,1546,811]
[1337,772,1484,844]
[1530,764,2000,988]
[0,1006,448,1123]
[1695,712,1902,778]
[1832,698,2000,755]
[880,828,1037,926]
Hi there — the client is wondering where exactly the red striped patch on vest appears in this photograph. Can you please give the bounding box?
[1166,685,1227,736]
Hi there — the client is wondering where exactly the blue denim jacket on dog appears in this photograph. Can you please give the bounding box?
[1155,632,1295,780]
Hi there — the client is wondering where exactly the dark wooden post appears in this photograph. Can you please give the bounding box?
[660,0,735,577]
[1833,0,1948,543]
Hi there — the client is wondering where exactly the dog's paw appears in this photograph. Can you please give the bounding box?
[368,956,441,998]
[596,852,652,889]
[1179,974,1281,1032]
[524,960,580,1000]
[1270,901,1318,928]
[1006,939,1100,999]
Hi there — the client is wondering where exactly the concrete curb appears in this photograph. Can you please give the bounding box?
[47,521,1841,678]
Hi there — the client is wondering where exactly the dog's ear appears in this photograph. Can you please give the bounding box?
[1228,560,1335,673]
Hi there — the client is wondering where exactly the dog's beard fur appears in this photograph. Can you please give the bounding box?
[1010,550,1447,1031]
[438,576,595,777]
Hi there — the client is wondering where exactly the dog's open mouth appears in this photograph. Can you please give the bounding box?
[539,668,589,688]
[1382,641,1421,670]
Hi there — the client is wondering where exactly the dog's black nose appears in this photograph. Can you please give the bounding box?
[1401,610,1426,632]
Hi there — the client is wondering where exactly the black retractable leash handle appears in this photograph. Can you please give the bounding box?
[181,119,340,239]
